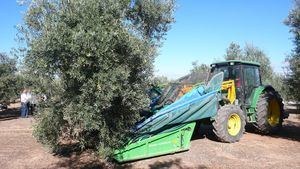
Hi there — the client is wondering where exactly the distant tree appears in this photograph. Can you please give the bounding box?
[269,73,288,100]
[224,42,243,60]
[0,53,19,102]
[284,0,300,102]
[187,61,209,83]
[20,0,175,157]
[243,43,273,84]
[152,75,170,86]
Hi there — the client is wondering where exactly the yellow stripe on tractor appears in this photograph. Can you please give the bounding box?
[221,80,236,104]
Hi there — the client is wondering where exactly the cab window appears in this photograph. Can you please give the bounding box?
[243,65,261,101]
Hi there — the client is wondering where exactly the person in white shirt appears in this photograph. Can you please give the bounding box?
[20,89,28,118]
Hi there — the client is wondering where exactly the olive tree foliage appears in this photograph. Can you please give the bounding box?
[20,0,175,156]
[152,75,170,86]
[176,61,209,84]
[189,61,209,83]
[0,53,22,102]
[284,0,300,102]
[224,42,243,60]
[243,43,273,84]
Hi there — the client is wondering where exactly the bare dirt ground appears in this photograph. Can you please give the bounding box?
[0,103,299,169]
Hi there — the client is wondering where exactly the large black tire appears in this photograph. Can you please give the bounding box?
[213,105,246,143]
[254,90,284,134]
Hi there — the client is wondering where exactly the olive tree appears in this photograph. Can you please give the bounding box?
[189,61,209,83]
[0,53,20,102]
[243,43,273,84]
[284,0,300,102]
[20,0,175,157]
[224,42,243,60]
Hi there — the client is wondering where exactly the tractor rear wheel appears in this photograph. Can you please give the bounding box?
[254,90,284,134]
[213,105,246,143]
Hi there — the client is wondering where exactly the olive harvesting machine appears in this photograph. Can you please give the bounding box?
[114,60,287,162]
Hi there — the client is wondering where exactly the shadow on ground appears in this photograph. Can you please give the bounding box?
[270,120,300,142]
[0,107,20,121]
[46,150,113,169]
[147,158,208,169]
[285,106,300,115]
[45,142,129,169]
[118,158,208,169]
[0,103,36,121]
[46,142,209,169]
[191,122,218,142]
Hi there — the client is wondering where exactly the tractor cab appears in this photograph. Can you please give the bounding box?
[209,60,261,107]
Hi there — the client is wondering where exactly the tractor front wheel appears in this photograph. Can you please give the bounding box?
[254,90,284,134]
[213,105,246,143]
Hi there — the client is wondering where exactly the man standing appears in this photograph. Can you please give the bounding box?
[20,89,28,118]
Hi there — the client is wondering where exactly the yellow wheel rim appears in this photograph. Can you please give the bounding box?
[267,98,281,126]
[227,113,241,136]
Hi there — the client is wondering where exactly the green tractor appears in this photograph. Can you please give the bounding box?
[210,60,286,142]
[114,60,287,162]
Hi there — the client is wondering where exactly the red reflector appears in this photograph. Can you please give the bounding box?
[235,78,241,87]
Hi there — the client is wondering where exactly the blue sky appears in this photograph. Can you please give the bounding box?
[0,0,294,79]
[156,0,294,79]
[0,1,25,54]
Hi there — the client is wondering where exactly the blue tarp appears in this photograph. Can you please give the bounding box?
[134,72,224,134]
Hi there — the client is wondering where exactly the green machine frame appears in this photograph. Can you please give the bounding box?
[114,122,196,162]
